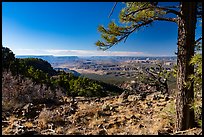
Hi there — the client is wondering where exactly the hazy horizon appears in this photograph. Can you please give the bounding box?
[14,49,176,57]
[15,54,177,57]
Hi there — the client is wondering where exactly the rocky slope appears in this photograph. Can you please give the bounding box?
[2,90,202,135]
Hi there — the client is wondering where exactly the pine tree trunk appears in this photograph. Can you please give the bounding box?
[175,2,197,131]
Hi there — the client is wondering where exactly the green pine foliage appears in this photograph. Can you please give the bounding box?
[189,43,202,127]
[18,58,57,76]
[95,2,168,50]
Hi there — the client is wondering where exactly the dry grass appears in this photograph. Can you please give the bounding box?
[70,105,100,127]
[2,92,198,135]
[23,122,33,128]
[36,108,53,129]
[61,96,71,103]
[66,127,82,135]
[37,118,48,129]
[160,99,176,127]
[2,116,18,135]
[2,126,12,135]
[55,127,64,134]
[88,118,104,129]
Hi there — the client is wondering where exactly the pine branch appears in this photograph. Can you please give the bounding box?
[108,2,117,18]
[125,5,180,17]
[153,17,177,23]
[195,37,202,44]
[162,5,180,9]
[145,68,158,79]
[98,4,179,50]
[156,6,181,16]
[99,19,154,50]
[125,6,152,17]
[119,19,154,42]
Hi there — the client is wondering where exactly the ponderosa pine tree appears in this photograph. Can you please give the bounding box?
[95,2,202,131]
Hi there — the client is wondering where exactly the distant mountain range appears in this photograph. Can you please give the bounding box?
[16,55,177,63]
[16,55,176,61]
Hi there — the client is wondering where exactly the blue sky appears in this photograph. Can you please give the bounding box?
[2,2,202,56]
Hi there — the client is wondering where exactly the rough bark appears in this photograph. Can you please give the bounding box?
[176,2,196,131]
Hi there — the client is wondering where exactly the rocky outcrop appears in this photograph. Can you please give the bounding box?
[2,90,202,135]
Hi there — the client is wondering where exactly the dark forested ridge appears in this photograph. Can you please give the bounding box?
[2,47,123,98]
[18,58,57,76]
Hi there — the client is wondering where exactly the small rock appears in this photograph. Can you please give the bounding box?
[22,103,33,111]
[102,104,110,111]
[127,95,139,102]
[106,123,114,129]
[118,97,126,103]
[118,91,129,103]
[153,95,159,100]
[159,94,165,99]
[165,96,170,101]
[139,124,144,128]
[2,121,10,127]
[157,102,167,107]
[47,123,54,129]
[119,91,129,99]
[146,101,152,107]
[41,129,57,135]
[139,93,147,101]
[95,98,100,102]
[103,118,108,123]
[131,115,137,119]
[97,124,103,129]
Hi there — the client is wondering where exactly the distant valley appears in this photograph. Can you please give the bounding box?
[16,55,177,86]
